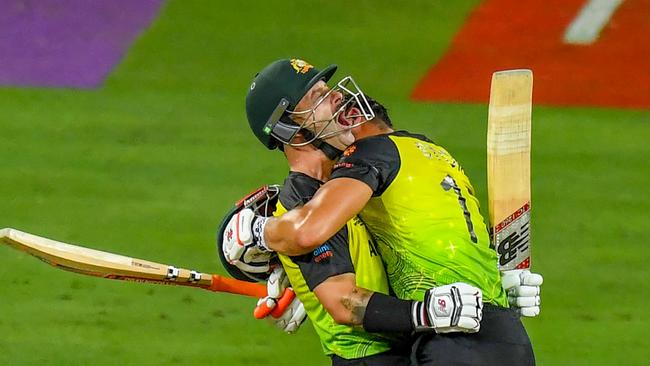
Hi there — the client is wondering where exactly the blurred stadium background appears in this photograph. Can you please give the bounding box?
[1,0,648,364]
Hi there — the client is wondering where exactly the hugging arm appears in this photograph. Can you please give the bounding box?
[314,274,484,334]
[264,178,373,256]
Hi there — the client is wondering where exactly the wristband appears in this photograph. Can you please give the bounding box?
[252,216,271,251]
[362,293,414,333]
[411,300,433,331]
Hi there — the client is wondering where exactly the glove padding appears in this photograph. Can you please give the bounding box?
[413,282,483,333]
[222,208,273,273]
[501,269,543,317]
[257,294,307,334]
[254,267,307,334]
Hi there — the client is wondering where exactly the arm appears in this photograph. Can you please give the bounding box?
[264,178,373,256]
[313,273,373,325]
[313,273,485,334]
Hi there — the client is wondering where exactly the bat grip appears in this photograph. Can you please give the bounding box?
[253,288,296,319]
[271,288,295,318]
[208,274,267,298]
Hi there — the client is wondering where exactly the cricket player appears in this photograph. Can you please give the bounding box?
[223,59,543,365]
[220,78,484,363]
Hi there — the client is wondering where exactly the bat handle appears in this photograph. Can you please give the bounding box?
[270,288,296,318]
[208,274,267,298]
[253,288,296,319]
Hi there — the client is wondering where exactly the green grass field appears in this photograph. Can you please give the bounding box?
[1,1,649,364]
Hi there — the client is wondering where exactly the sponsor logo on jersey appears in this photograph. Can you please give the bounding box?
[290,59,314,74]
[313,244,333,263]
[333,162,354,170]
[343,145,357,157]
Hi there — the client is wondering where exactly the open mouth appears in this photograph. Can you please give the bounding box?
[337,112,351,127]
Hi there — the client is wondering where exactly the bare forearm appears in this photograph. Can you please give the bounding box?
[314,274,373,326]
[264,207,316,256]
[314,275,415,332]
[325,285,415,332]
[340,286,374,325]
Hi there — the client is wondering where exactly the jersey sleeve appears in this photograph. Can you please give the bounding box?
[291,227,355,290]
[330,134,400,196]
[278,172,355,291]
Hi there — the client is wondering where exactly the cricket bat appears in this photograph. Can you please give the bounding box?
[487,69,533,271]
[0,228,267,298]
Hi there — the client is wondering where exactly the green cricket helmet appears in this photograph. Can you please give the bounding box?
[245,59,337,150]
[216,185,281,282]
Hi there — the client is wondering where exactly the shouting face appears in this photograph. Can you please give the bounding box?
[288,77,375,150]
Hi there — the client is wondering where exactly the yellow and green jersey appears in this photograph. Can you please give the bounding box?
[275,172,396,359]
[330,131,508,306]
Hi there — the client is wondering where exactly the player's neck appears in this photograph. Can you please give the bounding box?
[285,147,334,182]
[353,120,393,140]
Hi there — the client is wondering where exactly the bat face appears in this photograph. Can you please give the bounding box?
[0,228,173,279]
[487,69,533,271]
[0,228,267,297]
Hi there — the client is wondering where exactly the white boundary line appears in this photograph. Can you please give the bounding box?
[564,0,625,45]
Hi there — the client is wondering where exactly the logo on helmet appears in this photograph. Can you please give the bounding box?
[290,59,314,74]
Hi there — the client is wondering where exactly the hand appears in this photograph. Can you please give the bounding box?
[222,208,273,273]
[257,266,290,310]
[413,282,483,333]
[259,292,307,334]
[501,269,543,317]
[254,267,307,334]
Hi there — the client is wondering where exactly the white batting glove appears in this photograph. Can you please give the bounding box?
[254,267,307,334]
[413,282,483,333]
[222,208,273,273]
[262,294,307,334]
[259,267,290,310]
[501,269,543,317]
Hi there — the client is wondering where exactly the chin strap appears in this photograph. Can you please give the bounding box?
[311,139,343,160]
[300,129,343,160]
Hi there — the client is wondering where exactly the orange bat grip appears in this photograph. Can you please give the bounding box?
[253,288,296,319]
[254,302,272,319]
[208,274,267,298]
[271,288,295,318]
